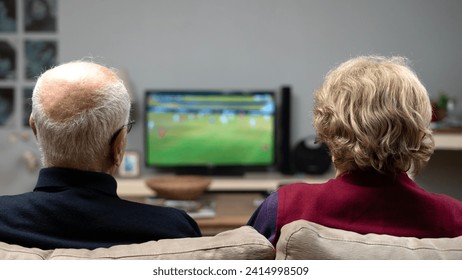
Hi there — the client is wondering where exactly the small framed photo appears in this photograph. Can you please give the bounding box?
[118,151,140,178]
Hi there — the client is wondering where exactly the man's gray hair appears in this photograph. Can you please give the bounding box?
[31,64,131,168]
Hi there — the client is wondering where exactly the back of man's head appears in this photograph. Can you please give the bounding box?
[30,61,131,172]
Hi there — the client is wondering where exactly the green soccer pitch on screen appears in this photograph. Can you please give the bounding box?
[144,90,276,170]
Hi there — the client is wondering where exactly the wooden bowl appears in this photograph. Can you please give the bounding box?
[145,175,211,200]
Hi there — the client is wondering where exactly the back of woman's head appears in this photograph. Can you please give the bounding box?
[314,56,434,175]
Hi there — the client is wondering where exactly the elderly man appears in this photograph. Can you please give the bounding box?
[0,61,201,249]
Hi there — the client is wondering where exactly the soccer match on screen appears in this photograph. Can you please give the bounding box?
[145,91,275,167]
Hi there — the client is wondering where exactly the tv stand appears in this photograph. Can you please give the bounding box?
[116,169,336,196]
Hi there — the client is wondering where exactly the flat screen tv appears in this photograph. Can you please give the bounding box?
[145,90,276,175]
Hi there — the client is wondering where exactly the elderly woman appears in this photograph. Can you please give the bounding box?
[248,56,462,244]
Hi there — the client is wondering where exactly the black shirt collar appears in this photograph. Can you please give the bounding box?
[34,167,118,196]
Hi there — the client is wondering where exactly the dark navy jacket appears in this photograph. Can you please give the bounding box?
[0,168,201,249]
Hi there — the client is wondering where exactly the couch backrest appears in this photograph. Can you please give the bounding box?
[276,220,462,260]
[0,226,275,260]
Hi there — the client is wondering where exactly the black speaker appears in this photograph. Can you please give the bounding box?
[277,85,294,174]
[293,136,332,175]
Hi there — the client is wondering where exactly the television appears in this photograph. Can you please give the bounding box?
[144,90,276,175]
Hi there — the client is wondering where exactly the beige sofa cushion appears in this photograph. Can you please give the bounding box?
[0,242,50,260]
[276,220,462,260]
[0,226,274,260]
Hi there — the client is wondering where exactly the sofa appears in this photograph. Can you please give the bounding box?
[2,220,462,260]
[0,226,274,260]
[277,220,462,260]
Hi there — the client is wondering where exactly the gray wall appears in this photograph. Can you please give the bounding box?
[1,0,462,196]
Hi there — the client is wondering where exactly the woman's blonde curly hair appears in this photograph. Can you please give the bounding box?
[314,56,434,176]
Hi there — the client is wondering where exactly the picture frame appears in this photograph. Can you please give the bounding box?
[25,40,58,80]
[118,151,140,178]
[0,0,17,32]
[24,0,57,32]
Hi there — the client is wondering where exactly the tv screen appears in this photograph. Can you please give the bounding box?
[145,90,276,173]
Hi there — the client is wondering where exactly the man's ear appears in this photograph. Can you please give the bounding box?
[29,115,37,137]
[110,130,126,168]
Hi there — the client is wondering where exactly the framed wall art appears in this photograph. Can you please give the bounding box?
[118,150,140,178]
